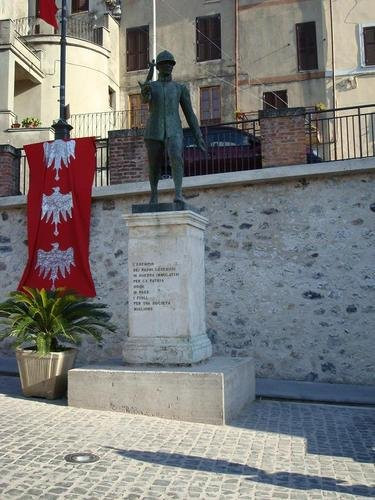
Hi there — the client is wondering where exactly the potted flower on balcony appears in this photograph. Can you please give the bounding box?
[11,116,21,128]
[21,117,42,128]
[0,287,116,399]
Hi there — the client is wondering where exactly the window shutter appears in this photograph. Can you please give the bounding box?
[296,22,318,71]
[139,27,149,70]
[127,30,136,71]
[196,17,207,62]
[72,0,89,13]
[364,27,375,66]
[209,15,221,60]
[127,27,149,71]
[196,15,221,62]
[200,86,221,125]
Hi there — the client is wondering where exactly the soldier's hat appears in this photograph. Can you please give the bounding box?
[156,50,176,66]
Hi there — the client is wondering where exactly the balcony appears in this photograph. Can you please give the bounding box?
[13,15,105,46]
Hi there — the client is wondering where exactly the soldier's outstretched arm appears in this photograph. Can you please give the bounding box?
[138,81,152,103]
[180,85,206,151]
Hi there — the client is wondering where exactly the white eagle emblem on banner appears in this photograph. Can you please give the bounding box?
[43,139,76,180]
[36,243,75,290]
[41,187,73,236]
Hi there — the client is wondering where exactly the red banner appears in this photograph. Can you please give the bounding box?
[19,137,97,297]
[38,0,59,29]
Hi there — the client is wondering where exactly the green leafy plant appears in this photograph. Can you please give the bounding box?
[21,117,41,127]
[315,102,327,111]
[0,288,116,355]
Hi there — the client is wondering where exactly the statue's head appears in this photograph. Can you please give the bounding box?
[156,50,176,76]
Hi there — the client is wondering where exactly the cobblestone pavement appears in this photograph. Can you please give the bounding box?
[0,376,374,499]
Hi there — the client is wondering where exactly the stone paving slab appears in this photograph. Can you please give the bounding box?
[0,376,374,499]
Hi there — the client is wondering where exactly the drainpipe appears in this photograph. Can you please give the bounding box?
[235,0,239,117]
[329,0,336,108]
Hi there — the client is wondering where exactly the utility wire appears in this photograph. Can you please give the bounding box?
[159,0,289,108]
[133,26,279,112]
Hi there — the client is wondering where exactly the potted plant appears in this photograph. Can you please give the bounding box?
[0,287,116,399]
[21,117,42,128]
[11,116,21,128]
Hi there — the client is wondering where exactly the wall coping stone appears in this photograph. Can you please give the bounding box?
[0,156,374,209]
[0,144,21,155]
[109,129,144,139]
[259,107,306,118]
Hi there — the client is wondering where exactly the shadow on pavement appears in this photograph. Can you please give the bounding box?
[232,400,375,464]
[105,447,375,497]
[0,375,67,406]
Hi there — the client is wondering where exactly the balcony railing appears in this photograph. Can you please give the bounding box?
[13,15,104,46]
[69,110,148,139]
[14,104,375,195]
[306,104,375,162]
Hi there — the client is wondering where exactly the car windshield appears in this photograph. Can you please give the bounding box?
[184,128,253,147]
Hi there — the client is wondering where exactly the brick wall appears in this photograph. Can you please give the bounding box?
[260,108,306,168]
[108,129,148,184]
[0,145,20,197]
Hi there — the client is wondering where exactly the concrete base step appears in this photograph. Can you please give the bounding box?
[68,356,255,425]
[256,378,375,405]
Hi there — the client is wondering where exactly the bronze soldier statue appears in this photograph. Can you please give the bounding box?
[139,50,206,204]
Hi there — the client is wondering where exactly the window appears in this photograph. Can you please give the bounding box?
[72,0,89,14]
[129,94,149,128]
[296,22,318,71]
[126,26,149,71]
[263,90,288,110]
[200,86,221,125]
[196,15,221,62]
[108,87,116,109]
[363,26,375,66]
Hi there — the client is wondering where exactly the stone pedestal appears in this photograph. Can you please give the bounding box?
[68,209,256,424]
[122,210,212,364]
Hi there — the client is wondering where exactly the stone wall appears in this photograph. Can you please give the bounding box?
[0,163,374,385]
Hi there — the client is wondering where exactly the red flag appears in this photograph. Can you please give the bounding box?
[38,0,59,29]
[18,137,97,297]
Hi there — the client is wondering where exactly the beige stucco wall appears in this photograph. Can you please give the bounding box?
[0,0,28,20]
[326,0,375,109]
[238,0,327,112]
[238,0,375,112]
[0,7,120,145]
[120,0,236,122]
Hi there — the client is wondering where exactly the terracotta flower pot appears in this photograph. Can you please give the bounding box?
[16,347,77,399]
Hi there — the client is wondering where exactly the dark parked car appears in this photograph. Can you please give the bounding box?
[161,124,321,178]
[183,126,262,176]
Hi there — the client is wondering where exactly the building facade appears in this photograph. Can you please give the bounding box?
[0,0,374,145]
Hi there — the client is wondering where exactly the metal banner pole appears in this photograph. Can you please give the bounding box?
[53,0,73,139]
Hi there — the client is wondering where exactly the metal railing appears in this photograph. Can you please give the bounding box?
[69,110,148,139]
[13,104,375,195]
[13,15,104,46]
[177,119,262,177]
[306,104,375,162]
[18,140,109,195]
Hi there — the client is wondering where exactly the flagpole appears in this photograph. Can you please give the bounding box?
[152,0,156,81]
[52,0,72,139]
